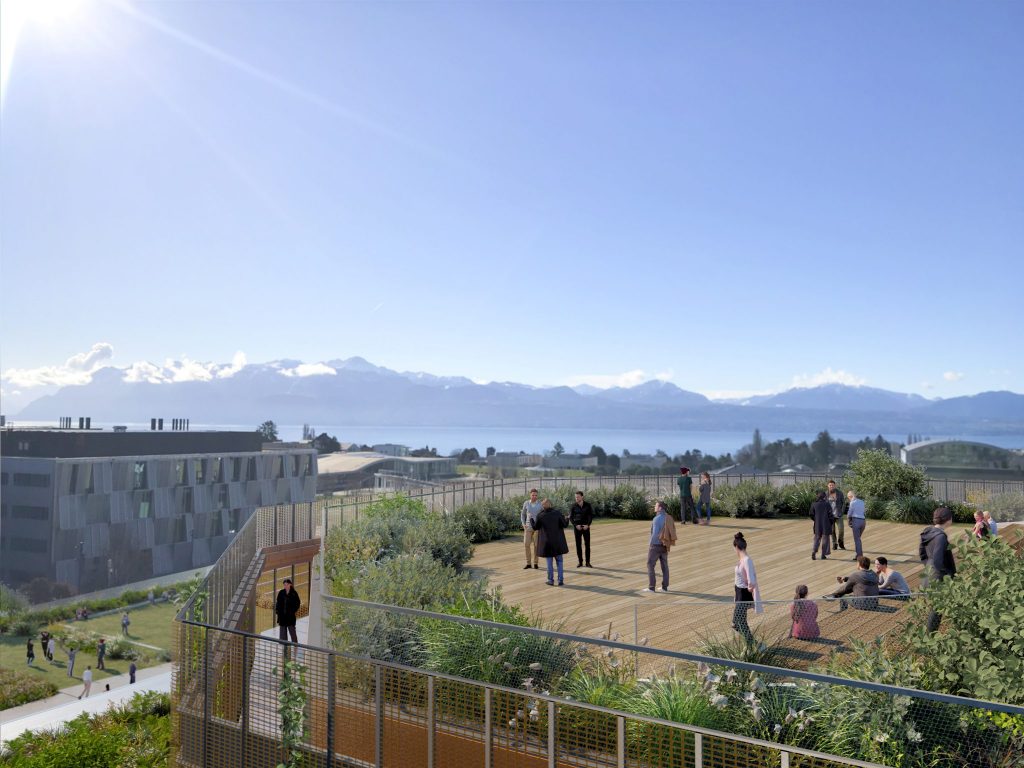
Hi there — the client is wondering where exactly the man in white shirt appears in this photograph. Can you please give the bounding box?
[521,489,543,569]
[79,666,93,699]
[846,490,867,560]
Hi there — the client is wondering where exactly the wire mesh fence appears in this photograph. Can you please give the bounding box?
[319,595,1024,768]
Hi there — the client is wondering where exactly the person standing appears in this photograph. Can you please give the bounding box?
[275,577,301,643]
[920,507,956,632]
[532,499,569,586]
[78,666,92,699]
[811,491,833,561]
[47,634,56,664]
[121,611,131,636]
[26,638,35,666]
[732,532,762,644]
[677,467,696,524]
[521,489,543,569]
[697,472,713,525]
[569,491,594,567]
[96,638,106,670]
[646,501,676,592]
[846,490,867,560]
[827,481,846,550]
[129,660,137,684]
[67,646,77,677]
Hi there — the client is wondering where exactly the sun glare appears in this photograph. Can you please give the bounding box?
[1,0,89,107]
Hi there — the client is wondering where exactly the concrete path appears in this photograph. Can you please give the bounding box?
[0,663,172,746]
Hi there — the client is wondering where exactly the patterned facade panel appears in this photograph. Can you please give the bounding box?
[58,494,87,530]
[55,558,78,586]
[153,487,175,518]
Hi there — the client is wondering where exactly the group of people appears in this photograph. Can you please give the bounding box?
[677,467,713,525]
[520,489,596,585]
[809,480,867,561]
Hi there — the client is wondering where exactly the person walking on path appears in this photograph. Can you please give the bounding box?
[811,491,833,561]
[846,490,867,559]
[47,635,56,664]
[78,667,92,699]
[129,660,137,684]
[827,481,846,550]
[96,638,106,670]
[789,585,819,640]
[697,472,713,525]
[532,499,570,586]
[570,491,594,567]
[121,611,131,636]
[920,507,956,632]
[677,467,697,524]
[732,532,762,644]
[521,489,543,569]
[646,501,676,592]
[67,646,77,677]
[26,638,35,666]
[275,577,301,643]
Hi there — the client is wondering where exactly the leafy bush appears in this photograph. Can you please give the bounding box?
[939,500,976,525]
[864,496,887,520]
[450,498,520,543]
[0,667,58,710]
[982,492,1024,524]
[1,692,171,767]
[846,449,929,502]
[884,495,936,525]
[107,637,141,661]
[779,480,823,517]
[907,536,1024,706]
[0,583,29,615]
[403,515,473,571]
[713,481,783,519]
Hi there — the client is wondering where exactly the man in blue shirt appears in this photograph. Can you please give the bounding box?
[846,490,867,560]
[646,501,676,592]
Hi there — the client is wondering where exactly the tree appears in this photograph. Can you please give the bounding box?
[313,432,341,454]
[486,447,496,457]
[811,430,834,468]
[552,441,565,456]
[458,447,480,464]
[846,448,929,501]
[752,428,763,464]
[873,434,890,454]
[586,445,607,463]
[256,420,279,442]
[411,446,438,457]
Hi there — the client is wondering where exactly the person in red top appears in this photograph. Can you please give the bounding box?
[789,584,819,639]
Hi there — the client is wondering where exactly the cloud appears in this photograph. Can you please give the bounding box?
[563,369,673,389]
[1,342,115,388]
[166,357,215,382]
[123,361,169,384]
[943,371,965,382]
[791,367,867,389]
[217,351,247,378]
[279,362,337,378]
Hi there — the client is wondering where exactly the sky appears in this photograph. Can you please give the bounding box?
[2,0,1022,411]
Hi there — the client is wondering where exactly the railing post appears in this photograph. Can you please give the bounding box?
[616,715,625,768]
[326,653,335,768]
[375,665,383,768]
[426,675,435,768]
[694,732,703,767]
[202,630,209,767]
[780,750,790,768]
[547,700,556,768]
[240,636,249,767]
[484,687,493,768]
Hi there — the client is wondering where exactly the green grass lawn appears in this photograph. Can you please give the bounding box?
[70,601,179,651]
[0,602,178,698]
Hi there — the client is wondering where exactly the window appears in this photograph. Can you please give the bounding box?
[12,505,48,520]
[228,508,241,534]
[193,459,206,484]
[13,473,50,488]
[4,537,47,553]
[247,457,258,481]
[217,484,229,508]
[1,472,8,485]
[175,460,187,486]
[136,490,153,519]
[179,487,194,515]
[210,457,222,483]
[133,461,148,490]
[232,458,242,482]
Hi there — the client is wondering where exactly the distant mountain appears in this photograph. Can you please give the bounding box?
[12,357,1024,434]
[748,384,932,412]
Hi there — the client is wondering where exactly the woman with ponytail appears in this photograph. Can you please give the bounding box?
[731,532,762,643]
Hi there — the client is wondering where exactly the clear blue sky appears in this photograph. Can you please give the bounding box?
[2,0,1021,407]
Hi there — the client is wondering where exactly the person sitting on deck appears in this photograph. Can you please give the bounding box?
[828,556,879,610]
[789,584,820,640]
[874,557,911,597]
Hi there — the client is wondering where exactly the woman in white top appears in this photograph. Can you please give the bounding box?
[732,532,762,644]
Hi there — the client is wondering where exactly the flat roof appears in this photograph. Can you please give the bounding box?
[317,452,454,474]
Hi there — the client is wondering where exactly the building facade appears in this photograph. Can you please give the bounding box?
[0,429,316,595]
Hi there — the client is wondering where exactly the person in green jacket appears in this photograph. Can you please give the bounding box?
[677,467,697,524]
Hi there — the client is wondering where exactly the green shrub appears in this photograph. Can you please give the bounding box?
[403,515,473,571]
[0,583,29,615]
[0,667,58,710]
[107,637,141,661]
[939,500,976,525]
[779,481,823,517]
[450,498,519,543]
[846,449,929,502]
[713,481,782,519]
[982,492,1024,524]
[610,484,651,519]
[884,496,936,525]
[864,496,887,520]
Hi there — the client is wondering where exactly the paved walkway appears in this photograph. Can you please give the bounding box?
[0,663,172,746]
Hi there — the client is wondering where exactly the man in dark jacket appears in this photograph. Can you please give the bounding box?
[275,578,301,642]
[811,491,833,560]
[827,480,846,550]
[570,491,595,568]
[920,506,956,632]
[830,556,879,610]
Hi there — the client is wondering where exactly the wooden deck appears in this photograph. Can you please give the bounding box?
[467,517,951,661]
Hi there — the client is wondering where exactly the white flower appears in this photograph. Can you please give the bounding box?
[609,658,620,668]
[742,691,756,703]
[612,632,620,641]
[516,710,525,719]
[528,662,542,671]
[522,678,534,690]
[874,732,890,743]
[710,694,729,709]
[906,728,923,743]
[751,705,763,722]
[696,662,710,679]
[773,724,782,735]
[639,636,649,646]
[529,709,540,722]
[785,708,797,724]
[724,669,738,681]
[706,673,721,685]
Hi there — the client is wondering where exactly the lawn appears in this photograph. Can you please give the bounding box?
[0,602,178,702]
